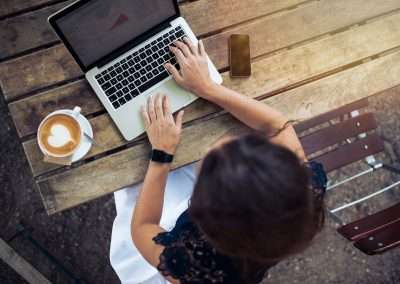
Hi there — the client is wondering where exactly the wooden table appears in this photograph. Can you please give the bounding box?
[2,0,400,215]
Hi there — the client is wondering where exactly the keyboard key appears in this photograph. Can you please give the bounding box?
[151,40,157,45]
[152,69,159,76]
[123,71,129,77]
[140,77,147,83]
[111,78,117,85]
[175,26,182,31]
[116,67,123,73]
[170,57,177,65]
[125,93,132,101]
[146,73,153,80]
[138,71,169,93]
[134,79,141,87]
[121,59,127,64]
[174,62,180,70]
[157,58,164,65]
[163,54,170,61]
[158,66,164,73]
[128,68,135,74]
[140,53,146,59]
[151,61,158,68]
[104,74,111,81]
[134,63,141,69]
[140,61,147,67]
[95,74,101,79]
[163,39,169,45]
[139,48,145,53]
[128,76,134,82]
[116,83,123,89]
[123,87,129,93]
[128,83,135,90]
[128,60,134,66]
[145,50,152,56]
[106,86,116,96]
[163,33,169,38]
[109,94,117,102]
[130,89,139,97]
[102,81,111,90]
[169,29,175,35]
[145,44,151,49]
[133,51,139,57]
[140,69,146,75]
[98,78,105,84]
[134,56,140,63]
[117,90,124,98]
[151,46,158,52]
[127,55,132,60]
[119,97,126,105]
[157,42,163,49]
[110,70,117,77]
[145,65,152,72]
[113,101,120,108]
[134,72,140,79]
[115,62,121,67]
[122,79,129,86]
[122,63,129,69]
[176,30,184,37]
[169,35,176,41]
[152,53,158,60]
[117,74,123,81]
[157,37,163,42]
[101,70,107,75]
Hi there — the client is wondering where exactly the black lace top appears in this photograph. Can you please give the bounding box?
[153,161,327,284]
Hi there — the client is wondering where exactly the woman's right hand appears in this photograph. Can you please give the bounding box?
[165,38,217,99]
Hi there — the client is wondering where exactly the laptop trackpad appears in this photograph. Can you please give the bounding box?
[150,78,198,113]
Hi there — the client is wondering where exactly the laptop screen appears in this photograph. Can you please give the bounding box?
[55,0,177,69]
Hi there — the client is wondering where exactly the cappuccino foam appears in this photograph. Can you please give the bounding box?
[39,114,81,157]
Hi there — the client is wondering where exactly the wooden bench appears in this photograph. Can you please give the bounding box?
[296,99,400,255]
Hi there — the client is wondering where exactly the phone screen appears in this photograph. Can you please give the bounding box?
[229,34,251,77]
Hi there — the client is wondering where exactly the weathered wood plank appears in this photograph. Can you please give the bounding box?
[37,47,400,214]
[1,0,305,59]
[3,0,400,101]
[0,238,52,284]
[0,0,66,18]
[20,11,400,176]
[0,2,71,59]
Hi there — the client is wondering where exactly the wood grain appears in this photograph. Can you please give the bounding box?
[1,0,305,59]
[0,2,71,59]
[0,238,52,284]
[37,47,400,214]
[0,0,66,18]
[3,0,400,101]
[21,11,400,176]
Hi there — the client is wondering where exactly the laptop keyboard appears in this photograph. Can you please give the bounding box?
[95,26,186,109]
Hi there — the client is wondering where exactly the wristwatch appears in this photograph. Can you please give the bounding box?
[150,149,174,163]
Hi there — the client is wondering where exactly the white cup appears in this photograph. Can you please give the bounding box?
[37,106,83,158]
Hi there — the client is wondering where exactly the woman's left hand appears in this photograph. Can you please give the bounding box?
[141,94,184,155]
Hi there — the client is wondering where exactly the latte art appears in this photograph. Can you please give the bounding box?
[38,114,82,157]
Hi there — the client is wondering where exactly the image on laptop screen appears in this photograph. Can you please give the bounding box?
[56,0,177,68]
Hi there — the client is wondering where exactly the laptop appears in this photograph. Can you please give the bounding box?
[49,0,222,141]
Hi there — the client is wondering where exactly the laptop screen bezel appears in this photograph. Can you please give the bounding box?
[48,0,181,72]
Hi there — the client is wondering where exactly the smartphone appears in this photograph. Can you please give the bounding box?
[229,34,251,77]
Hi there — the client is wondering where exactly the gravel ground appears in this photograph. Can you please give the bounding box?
[1,86,400,284]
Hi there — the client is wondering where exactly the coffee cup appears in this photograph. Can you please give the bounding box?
[37,107,83,158]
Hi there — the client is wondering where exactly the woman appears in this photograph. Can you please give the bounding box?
[111,38,327,284]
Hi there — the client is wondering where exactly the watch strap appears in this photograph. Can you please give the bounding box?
[150,149,174,163]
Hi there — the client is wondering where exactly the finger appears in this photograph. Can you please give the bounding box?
[170,46,186,65]
[198,40,206,57]
[141,105,150,128]
[155,93,164,119]
[175,110,184,130]
[173,40,192,57]
[163,96,174,121]
[183,37,198,55]
[147,95,156,122]
[165,63,183,83]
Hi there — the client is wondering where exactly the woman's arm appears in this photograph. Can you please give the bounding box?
[131,94,184,279]
[166,38,306,160]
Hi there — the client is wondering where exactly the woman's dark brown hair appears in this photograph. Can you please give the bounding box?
[188,132,324,264]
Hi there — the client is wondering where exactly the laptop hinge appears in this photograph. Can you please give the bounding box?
[96,21,172,69]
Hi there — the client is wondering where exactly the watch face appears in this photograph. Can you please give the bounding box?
[151,149,173,163]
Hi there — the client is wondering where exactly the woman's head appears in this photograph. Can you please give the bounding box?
[189,132,324,263]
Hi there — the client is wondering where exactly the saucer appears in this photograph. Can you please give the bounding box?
[56,109,93,163]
